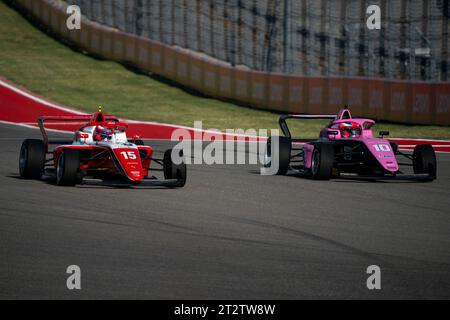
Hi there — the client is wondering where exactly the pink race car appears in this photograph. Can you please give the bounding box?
[265,109,437,181]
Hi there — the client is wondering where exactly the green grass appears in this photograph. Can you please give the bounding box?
[0,1,449,139]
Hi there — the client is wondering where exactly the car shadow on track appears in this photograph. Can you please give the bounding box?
[246,170,420,184]
[5,174,174,190]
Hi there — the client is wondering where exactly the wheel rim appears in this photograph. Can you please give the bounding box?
[57,153,64,182]
[312,149,320,175]
[19,145,27,175]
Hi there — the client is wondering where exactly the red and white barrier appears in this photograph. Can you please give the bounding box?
[1,79,449,152]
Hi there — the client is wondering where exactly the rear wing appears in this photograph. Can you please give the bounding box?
[279,114,336,139]
[38,114,119,152]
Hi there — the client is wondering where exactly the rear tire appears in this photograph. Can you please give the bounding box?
[164,149,187,188]
[264,136,291,175]
[135,139,145,146]
[413,144,436,180]
[19,139,45,179]
[310,143,335,180]
[128,139,145,145]
[56,149,81,186]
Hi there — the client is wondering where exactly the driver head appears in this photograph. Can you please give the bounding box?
[339,121,362,138]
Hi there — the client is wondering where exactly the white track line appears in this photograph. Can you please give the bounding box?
[390,138,450,143]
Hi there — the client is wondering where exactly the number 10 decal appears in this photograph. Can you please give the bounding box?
[121,151,137,160]
[373,144,391,152]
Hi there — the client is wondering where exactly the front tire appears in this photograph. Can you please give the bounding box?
[413,144,436,180]
[164,149,187,188]
[264,136,291,175]
[19,139,45,179]
[56,149,81,186]
[310,143,335,180]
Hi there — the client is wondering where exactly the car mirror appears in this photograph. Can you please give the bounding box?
[379,131,390,137]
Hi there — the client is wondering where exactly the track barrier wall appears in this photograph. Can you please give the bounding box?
[13,0,450,126]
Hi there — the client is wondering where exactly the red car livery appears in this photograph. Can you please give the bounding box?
[19,110,186,188]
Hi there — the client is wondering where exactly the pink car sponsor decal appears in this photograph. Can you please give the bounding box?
[363,139,399,172]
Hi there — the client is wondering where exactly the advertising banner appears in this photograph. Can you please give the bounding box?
[435,83,450,126]
[367,79,385,120]
[40,1,51,32]
[249,71,268,109]
[345,78,365,117]
[202,60,218,96]
[133,36,150,71]
[32,0,41,17]
[308,78,325,114]
[287,76,306,114]
[267,73,287,112]
[411,83,433,124]
[148,41,163,76]
[89,24,102,54]
[388,81,410,124]
[19,0,450,126]
[112,31,126,62]
[234,68,250,105]
[328,78,346,115]
[100,29,114,61]
[173,49,190,88]
[124,35,137,63]
[188,55,204,93]
[78,21,91,53]
[217,65,234,100]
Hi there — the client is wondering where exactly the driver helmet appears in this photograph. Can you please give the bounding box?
[94,125,113,141]
[339,121,362,138]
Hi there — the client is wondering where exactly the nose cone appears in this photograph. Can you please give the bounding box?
[367,140,399,173]
[113,148,144,181]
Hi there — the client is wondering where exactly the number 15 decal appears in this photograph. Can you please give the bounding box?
[373,144,391,152]
[121,151,137,160]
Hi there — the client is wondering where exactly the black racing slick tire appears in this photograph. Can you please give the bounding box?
[164,149,187,188]
[310,143,335,180]
[135,139,145,146]
[19,139,45,179]
[56,149,81,186]
[264,136,291,175]
[413,144,437,180]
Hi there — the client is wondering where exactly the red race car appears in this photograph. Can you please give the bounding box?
[19,109,187,188]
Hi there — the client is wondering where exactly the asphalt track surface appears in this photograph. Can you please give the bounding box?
[1,123,450,300]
